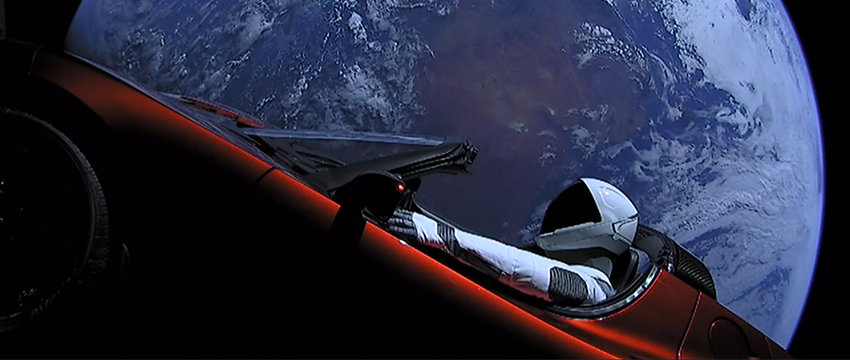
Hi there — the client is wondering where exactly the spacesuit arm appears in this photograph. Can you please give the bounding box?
[387,209,615,305]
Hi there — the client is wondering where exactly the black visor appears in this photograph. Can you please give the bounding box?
[540,180,602,235]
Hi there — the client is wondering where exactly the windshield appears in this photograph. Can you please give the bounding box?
[152,91,479,203]
[160,92,440,167]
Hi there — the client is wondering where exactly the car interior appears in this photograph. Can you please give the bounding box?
[192,117,703,316]
[275,133,658,314]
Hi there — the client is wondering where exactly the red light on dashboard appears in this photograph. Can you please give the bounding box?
[396,183,405,193]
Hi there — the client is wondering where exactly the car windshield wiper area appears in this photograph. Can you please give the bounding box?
[241,128,445,146]
[244,129,478,192]
[160,92,478,191]
[240,132,348,176]
[307,138,478,191]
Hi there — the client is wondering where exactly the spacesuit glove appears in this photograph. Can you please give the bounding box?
[386,209,445,248]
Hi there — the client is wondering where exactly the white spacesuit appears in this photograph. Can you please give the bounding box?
[387,178,639,306]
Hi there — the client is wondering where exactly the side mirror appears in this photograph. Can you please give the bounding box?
[331,171,405,223]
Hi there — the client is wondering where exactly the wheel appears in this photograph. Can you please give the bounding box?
[0,108,109,333]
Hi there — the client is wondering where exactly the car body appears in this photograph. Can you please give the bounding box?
[0,3,793,358]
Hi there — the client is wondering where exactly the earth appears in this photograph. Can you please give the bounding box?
[65,0,824,348]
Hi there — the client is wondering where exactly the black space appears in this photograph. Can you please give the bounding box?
[0,0,840,358]
[2,0,81,50]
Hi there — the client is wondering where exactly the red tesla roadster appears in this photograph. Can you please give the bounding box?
[0,3,793,358]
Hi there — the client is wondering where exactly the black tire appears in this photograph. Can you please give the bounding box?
[636,225,717,300]
[0,108,110,333]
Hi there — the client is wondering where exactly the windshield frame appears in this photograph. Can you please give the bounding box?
[240,128,447,147]
[156,92,475,195]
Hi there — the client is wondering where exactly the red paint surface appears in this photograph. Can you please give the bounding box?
[679,292,791,359]
[177,96,270,129]
[509,270,700,359]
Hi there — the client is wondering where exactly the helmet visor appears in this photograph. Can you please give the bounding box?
[534,215,637,253]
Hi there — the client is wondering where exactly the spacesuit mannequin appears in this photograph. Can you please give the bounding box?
[387,178,639,306]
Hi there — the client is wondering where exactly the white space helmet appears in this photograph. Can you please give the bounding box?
[533,178,638,264]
